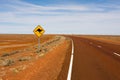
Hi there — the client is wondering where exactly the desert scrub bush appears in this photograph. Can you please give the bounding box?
[1,51,19,57]
[35,49,42,53]
[10,65,27,73]
[1,50,19,57]
[3,59,14,66]
[42,48,48,53]
[1,53,10,57]
[18,56,31,61]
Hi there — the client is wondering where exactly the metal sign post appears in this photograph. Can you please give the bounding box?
[33,25,45,52]
[38,37,40,51]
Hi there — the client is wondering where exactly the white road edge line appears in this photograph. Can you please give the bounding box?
[113,52,120,57]
[67,39,74,80]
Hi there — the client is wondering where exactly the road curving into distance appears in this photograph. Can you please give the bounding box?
[59,35,120,80]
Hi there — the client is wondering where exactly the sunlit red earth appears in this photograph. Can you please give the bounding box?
[0,34,71,80]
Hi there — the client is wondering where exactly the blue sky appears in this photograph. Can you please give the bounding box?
[0,0,120,34]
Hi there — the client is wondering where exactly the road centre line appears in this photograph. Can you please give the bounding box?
[113,52,120,57]
[67,39,74,80]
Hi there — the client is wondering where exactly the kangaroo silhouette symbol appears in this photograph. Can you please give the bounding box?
[37,29,42,33]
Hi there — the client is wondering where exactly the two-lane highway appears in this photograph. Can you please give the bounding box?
[69,36,120,80]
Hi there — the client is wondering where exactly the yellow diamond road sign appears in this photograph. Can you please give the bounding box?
[33,25,45,37]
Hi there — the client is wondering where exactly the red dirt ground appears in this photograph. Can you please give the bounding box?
[0,34,71,80]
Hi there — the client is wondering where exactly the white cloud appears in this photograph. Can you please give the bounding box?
[0,0,120,34]
[1,0,106,14]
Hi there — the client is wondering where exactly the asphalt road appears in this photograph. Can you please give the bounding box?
[69,36,120,80]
